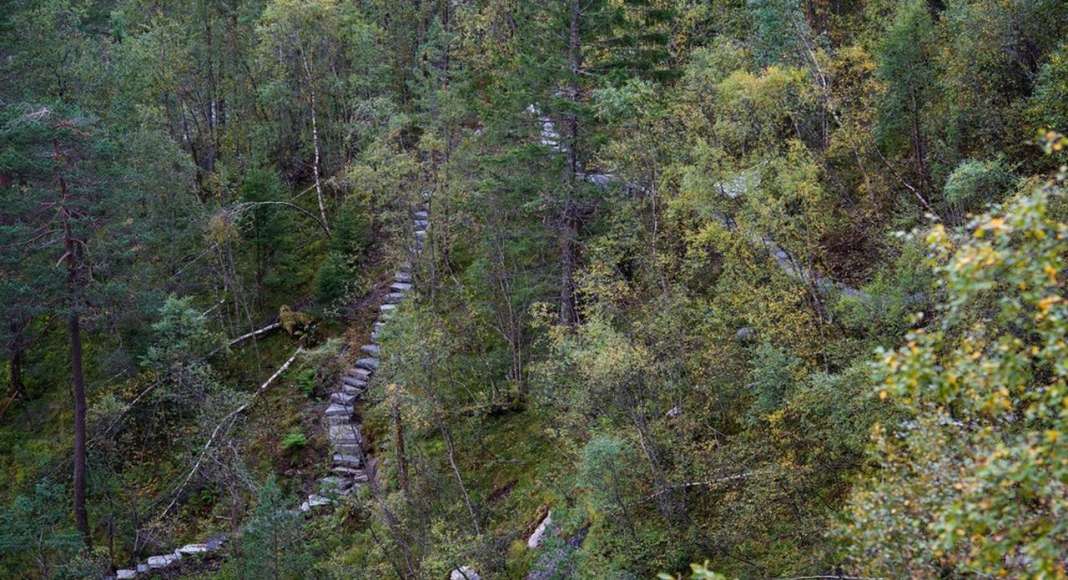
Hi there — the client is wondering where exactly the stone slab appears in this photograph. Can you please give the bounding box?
[329,424,361,444]
[333,453,362,468]
[331,392,357,405]
[324,403,353,417]
[360,344,380,356]
[355,357,379,371]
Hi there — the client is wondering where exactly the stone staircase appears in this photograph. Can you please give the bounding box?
[301,204,427,512]
[110,204,428,579]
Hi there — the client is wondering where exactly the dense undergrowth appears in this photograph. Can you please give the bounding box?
[4,0,1068,578]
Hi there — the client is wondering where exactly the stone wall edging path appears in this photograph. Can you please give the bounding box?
[109,204,429,579]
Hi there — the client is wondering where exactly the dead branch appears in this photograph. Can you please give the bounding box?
[227,201,331,235]
[208,321,281,357]
[644,472,752,502]
[158,347,301,521]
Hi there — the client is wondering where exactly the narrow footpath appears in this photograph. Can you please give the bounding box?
[110,203,429,579]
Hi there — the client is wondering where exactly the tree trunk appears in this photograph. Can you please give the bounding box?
[8,331,24,399]
[301,49,330,235]
[631,402,678,523]
[909,89,931,193]
[67,231,91,549]
[559,0,582,328]
[439,420,481,536]
[391,394,409,497]
[55,147,91,548]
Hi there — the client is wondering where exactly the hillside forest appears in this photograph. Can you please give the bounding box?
[3,0,1068,578]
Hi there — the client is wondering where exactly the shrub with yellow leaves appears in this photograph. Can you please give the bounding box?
[843,174,1068,577]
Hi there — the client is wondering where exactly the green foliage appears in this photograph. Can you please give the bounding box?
[659,560,727,580]
[577,435,642,519]
[747,0,805,66]
[845,179,1068,577]
[238,476,309,579]
[314,253,354,305]
[747,342,800,418]
[943,157,1017,213]
[0,480,83,578]
[143,296,221,370]
[239,168,295,295]
[874,0,938,162]
[329,197,373,259]
[4,0,1068,577]
[1030,41,1068,134]
[280,430,307,452]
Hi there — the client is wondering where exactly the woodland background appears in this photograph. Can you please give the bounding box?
[2,0,1068,577]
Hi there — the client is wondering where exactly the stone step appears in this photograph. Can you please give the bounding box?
[413,210,428,220]
[390,282,413,292]
[329,424,362,444]
[379,303,397,314]
[148,554,178,569]
[333,453,363,468]
[324,403,353,417]
[117,570,136,579]
[178,543,208,555]
[395,271,412,283]
[330,465,366,478]
[300,494,332,512]
[343,367,365,378]
[341,384,363,397]
[414,219,429,228]
[355,357,379,371]
[333,442,363,456]
[414,230,427,238]
[360,344,380,356]
[384,292,406,304]
[319,475,354,492]
[327,414,353,426]
[331,392,357,406]
[341,375,366,388]
[346,368,371,381]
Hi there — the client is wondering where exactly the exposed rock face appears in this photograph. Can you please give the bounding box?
[527,511,554,548]
[451,566,481,580]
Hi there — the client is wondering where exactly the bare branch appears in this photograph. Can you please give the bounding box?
[208,321,282,357]
[227,201,331,236]
[157,347,301,521]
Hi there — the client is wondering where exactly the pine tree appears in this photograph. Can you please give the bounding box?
[239,476,309,579]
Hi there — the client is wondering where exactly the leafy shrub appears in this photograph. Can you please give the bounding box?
[330,196,373,259]
[844,181,1068,577]
[280,430,307,452]
[943,157,1016,212]
[314,253,353,305]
